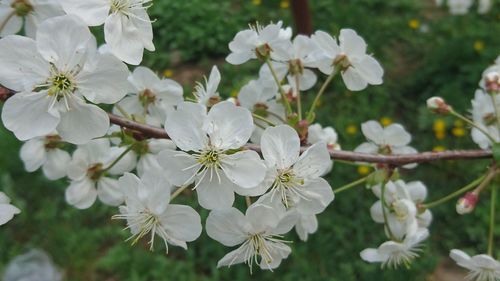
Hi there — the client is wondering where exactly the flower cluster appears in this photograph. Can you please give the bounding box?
[0,4,499,278]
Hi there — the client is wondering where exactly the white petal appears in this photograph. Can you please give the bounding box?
[42,149,71,180]
[206,101,253,150]
[0,9,22,36]
[361,120,384,144]
[0,35,49,91]
[157,150,198,186]
[339,29,367,58]
[65,179,97,209]
[260,125,300,169]
[217,246,249,267]
[36,15,93,71]
[221,150,266,188]
[406,181,427,203]
[246,204,281,233]
[104,13,144,65]
[165,102,208,152]
[77,53,129,104]
[195,174,236,210]
[2,92,60,141]
[97,177,123,206]
[296,178,334,215]
[60,0,110,26]
[360,248,386,263]
[161,204,202,242]
[450,249,473,269]
[383,124,411,146]
[206,207,250,246]
[20,138,46,172]
[294,142,331,179]
[354,142,379,154]
[57,98,109,145]
[0,203,21,226]
[341,67,368,91]
[352,55,383,85]
[369,201,385,223]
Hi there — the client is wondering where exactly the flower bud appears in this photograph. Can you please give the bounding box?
[456,192,479,215]
[11,0,33,17]
[427,97,451,114]
[485,71,500,93]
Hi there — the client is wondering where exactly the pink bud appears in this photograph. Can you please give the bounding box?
[426,97,452,114]
[456,192,479,215]
[485,71,500,93]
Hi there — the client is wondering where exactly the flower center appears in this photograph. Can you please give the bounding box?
[44,135,63,150]
[139,89,156,108]
[109,0,153,19]
[11,0,33,17]
[334,54,352,70]
[271,169,305,208]
[87,163,104,181]
[198,148,221,168]
[289,59,304,76]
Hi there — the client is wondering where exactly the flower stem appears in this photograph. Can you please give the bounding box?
[0,11,15,34]
[101,144,135,173]
[333,175,370,194]
[115,104,132,120]
[171,185,190,200]
[295,74,302,120]
[488,183,497,256]
[423,174,487,209]
[450,110,496,143]
[307,69,338,122]
[252,113,276,126]
[265,58,293,115]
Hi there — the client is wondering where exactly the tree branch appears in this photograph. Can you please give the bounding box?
[0,86,493,166]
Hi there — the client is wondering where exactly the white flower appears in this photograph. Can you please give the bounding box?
[450,249,500,281]
[471,89,500,149]
[113,66,183,127]
[256,125,334,214]
[355,120,417,168]
[0,191,20,225]
[226,21,290,65]
[480,61,500,91]
[206,203,294,271]
[158,101,267,210]
[65,139,136,209]
[260,35,318,92]
[19,133,70,180]
[447,0,473,14]
[311,29,383,91]
[370,180,432,240]
[113,172,202,252]
[134,139,176,177]
[0,0,64,38]
[308,123,341,150]
[60,0,155,65]
[478,0,493,14]
[360,229,429,268]
[238,78,285,143]
[0,15,129,144]
[193,65,221,107]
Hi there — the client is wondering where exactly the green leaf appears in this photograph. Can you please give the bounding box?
[493,143,500,164]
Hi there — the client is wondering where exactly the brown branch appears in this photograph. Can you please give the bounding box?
[0,86,493,165]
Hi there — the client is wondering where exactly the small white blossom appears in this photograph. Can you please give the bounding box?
[471,89,500,149]
[114,66,183,127]
[0,0,64,38]
[65,139,136,209]
[255,125,334,214]
[226,21,290,65]
[308,123,341,150]
[193,65,221,107]
[447,0,474,14]
[19,134,70,180]
[206,203,295,271]
[355,120,417,168]
[158,101,267,210]
[478,0,493,13]
[360,229,429,268]
[311,29,383,91]
[0,191,20,225]
[238,78,285,143]
[450,249,500,281]
[60,0,155,65]
[114,172,202,252]
[370,180,432,240]
[0,15,129,144]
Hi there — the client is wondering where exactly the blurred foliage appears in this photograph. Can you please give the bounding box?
[1,0,500,280]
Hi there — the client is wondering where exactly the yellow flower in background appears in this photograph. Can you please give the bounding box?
[252,0,261,5]
[380,117,393,127]
[473,40,485,52]
[433,145,446,152]
[163,69,174,78]
[435,131,446,140]
[346,124,358,135]
[280,0,290,9]
[408,19,420,30]
[433,119,446,132]
[357,165,371,176]
[230,89,239,97]
[452,127,466,137]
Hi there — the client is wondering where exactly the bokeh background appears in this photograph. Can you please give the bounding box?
[1,0,500,280]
